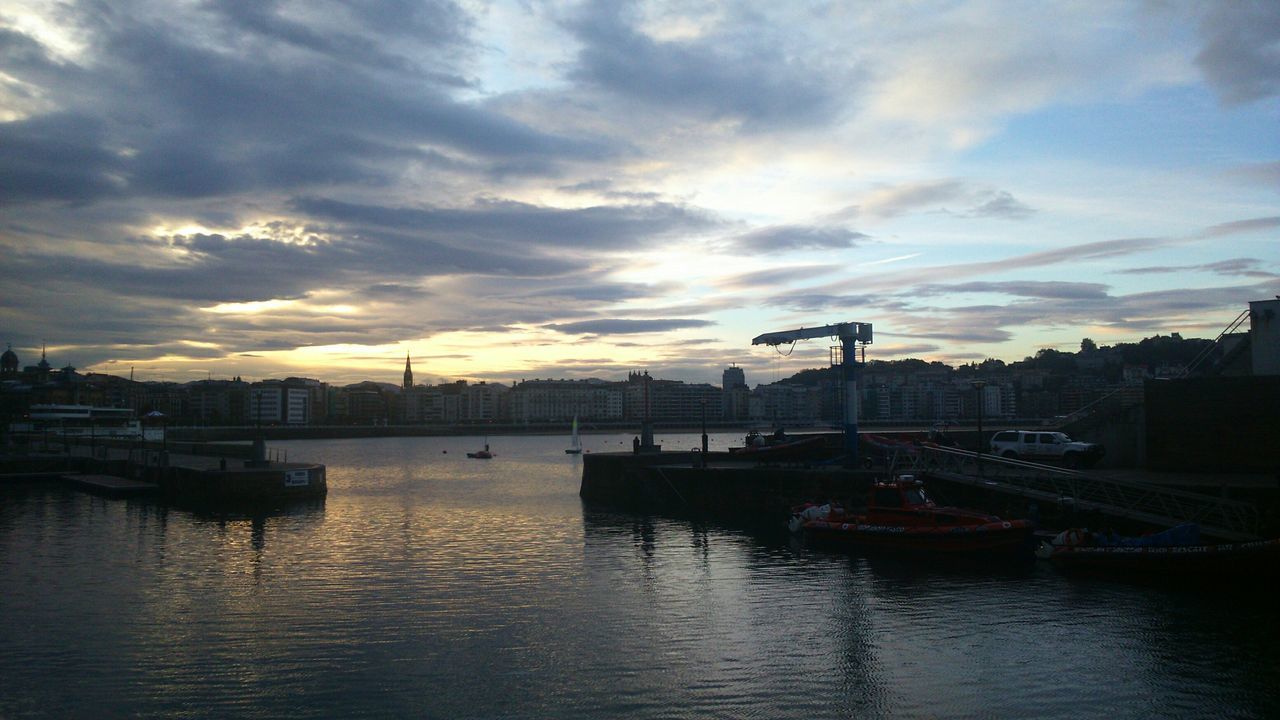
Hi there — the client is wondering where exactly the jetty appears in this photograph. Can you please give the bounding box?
[579,433,1279,542]
[1,437,326,506]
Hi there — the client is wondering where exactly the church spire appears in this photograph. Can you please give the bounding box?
[403,352,414,389]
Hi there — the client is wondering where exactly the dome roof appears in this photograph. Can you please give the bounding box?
[1,345,17,370]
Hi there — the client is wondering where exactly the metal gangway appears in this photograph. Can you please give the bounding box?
[886,444,1264,542]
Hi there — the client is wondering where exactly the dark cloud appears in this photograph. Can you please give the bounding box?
[728,225,866,253]
[0,1,611,208]
[913,281,1111,300]
[0,218,594,316]
[543,319,716,335]
[558,178,662,202]
[716,265,839,290]
[962,191,1036,220]
[883,280,1280,348]
[1118,258,1275,279]
[863,182,1034,221]
[360,283,432,299]
[1201,216,1280,237]
[565,4,846,130]
[523,282,670,303]
[0,113,125,204]
[292,196,717,250]
[762,293,877,313]
[210,1,473,78]
[1196,2,1280,104]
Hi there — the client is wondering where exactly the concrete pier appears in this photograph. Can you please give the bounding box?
[580,451,877,521]
[1,442,326,505]
[63,473,158,497]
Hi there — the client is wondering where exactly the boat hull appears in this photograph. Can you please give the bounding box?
[1042,537,1280,575]
[799,518,1036,556]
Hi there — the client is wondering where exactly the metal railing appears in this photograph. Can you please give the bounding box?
[889,444,1264,541]
[1184,308,1251,376]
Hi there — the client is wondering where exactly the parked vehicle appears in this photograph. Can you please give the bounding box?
[988,430,1104,468]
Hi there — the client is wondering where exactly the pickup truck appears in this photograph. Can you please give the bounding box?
[988,430,1104,468]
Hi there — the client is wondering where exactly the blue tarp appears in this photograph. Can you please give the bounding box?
[1102,523,1201,547]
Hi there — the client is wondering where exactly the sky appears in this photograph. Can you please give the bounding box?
[1,1,1277,388]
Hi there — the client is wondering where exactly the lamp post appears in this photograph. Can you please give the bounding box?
[700,399,708,468]
[972,380,987,475]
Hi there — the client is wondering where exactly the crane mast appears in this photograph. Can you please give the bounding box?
[751,321,873,466]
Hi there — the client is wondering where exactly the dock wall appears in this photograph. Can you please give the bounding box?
[580,452,879,521]
[1145,377,1280,473]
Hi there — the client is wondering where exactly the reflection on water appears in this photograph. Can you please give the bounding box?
[1,434,1276,719]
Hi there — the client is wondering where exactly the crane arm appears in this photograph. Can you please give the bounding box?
[751,322,872,347]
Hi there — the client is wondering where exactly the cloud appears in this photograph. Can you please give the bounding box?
[0,2,1274,386]
[292,196,717,250]
[0,1,611,208]
[912,281,1111,300]
[778,234,1175,306]
[557,178,663,202]
[1225,161,1280,187]
[543,319,716,335]
[715,265,839,290]
[863,180,967,218]
[1117,258,1276,279]
[879,327,1014,344]
[860,180,1034,220]
[1195,2,1280,104]
[0,113,126,204]
[727,225,867,253]
[961,191,1036,220]
[1200,216,1280,237]
[565,3,847,131]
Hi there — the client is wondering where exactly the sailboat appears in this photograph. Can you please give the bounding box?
[467,438,493,459]
[565,416,583,454]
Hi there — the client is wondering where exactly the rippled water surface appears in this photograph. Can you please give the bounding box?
[2,434,1276,719]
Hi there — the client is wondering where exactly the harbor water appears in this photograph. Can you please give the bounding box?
[2,434,1276,719]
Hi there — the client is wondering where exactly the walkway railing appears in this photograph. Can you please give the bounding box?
[889,444,1264,541]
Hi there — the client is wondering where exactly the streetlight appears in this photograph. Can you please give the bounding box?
[700,398,708,468]
[972,380,987,475]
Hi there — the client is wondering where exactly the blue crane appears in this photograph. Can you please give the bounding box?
[752,322,873,466]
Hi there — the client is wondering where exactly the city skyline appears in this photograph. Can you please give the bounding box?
[2,2,1277,387]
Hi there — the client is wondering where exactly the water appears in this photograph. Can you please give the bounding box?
[2,434,1276,719]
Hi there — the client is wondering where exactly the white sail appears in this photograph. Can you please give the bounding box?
[567,415,582,453]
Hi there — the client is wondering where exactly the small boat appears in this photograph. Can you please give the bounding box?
[565,415,582,455]
[729,431,827,461]
[467,442,493,459]
[1036,524,1280,576]
[789,476,1035,556]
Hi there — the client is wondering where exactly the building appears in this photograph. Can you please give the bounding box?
[188,379,250,425]
[509,379,623,423]
[722,365,749,421]
[0,345,17,379]
[1249,298,1279,375]
[249,379,312,425]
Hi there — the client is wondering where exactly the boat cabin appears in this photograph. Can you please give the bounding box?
[864,476,995,527]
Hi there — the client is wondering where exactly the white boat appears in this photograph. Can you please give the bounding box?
[565,416,582,454]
